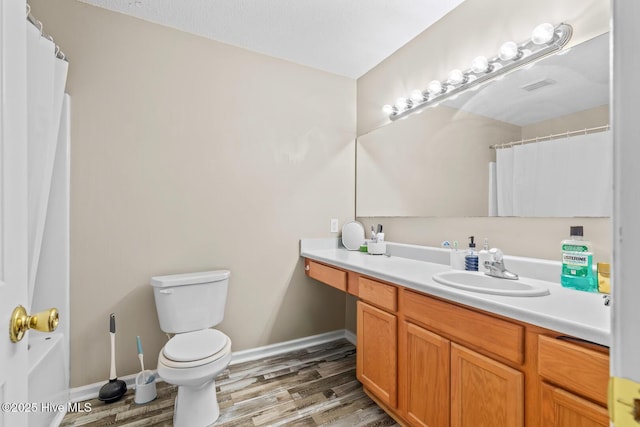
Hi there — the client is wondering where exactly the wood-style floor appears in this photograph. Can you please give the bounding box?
[60,339,398,426]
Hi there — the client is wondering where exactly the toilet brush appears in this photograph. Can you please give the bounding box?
[136,336,155,384]
[98,313,127,403]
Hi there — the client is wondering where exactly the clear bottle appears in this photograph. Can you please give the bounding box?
[465,236,479,271]
[561,226,597,292]
[450,241,466,270]
[478,238,491,274]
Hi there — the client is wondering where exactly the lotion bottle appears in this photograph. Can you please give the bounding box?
[478,238,491,274]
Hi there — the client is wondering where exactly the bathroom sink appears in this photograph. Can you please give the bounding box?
[432,271,550,297]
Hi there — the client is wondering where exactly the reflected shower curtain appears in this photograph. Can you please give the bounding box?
[495,131,612,217]
[26,21,69,308]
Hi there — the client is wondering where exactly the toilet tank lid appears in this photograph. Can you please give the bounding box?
[150,270,230,288]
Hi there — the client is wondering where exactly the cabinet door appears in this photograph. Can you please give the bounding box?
[357,301,397,407]
[451,343,524,427]
[402,321,450,427]
[541,383,609,427]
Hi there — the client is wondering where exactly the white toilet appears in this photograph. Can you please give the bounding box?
[150,270,232,427]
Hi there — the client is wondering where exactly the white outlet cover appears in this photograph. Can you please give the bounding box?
[330,218,339,233]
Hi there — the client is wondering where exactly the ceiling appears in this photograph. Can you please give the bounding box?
[78,0,466,79]
[443,33,610,126]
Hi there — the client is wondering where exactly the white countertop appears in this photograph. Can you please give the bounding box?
[301,239,610,347]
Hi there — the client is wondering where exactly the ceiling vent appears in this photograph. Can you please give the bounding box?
[521,78,557,92]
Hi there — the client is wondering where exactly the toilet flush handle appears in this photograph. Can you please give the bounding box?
[159,289,173,295]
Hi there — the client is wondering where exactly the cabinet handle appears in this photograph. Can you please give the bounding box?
[305,265,310,271]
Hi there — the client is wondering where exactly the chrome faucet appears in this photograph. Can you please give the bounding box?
[484,248,519,280]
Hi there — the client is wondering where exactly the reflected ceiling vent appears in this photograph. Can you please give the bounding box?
[521,78,557,92]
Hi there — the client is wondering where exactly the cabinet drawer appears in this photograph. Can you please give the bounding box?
[538,335,609,405]
[403,289,524,364]
[359,277,397,312]
[305,260,346,292]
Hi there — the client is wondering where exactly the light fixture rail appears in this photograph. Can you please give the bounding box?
[385,23,573,121]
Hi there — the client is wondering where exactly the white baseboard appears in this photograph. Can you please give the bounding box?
[69,370,159,403]
[344,329,357,345]
[51,410,67,427]
[230,329,353,365]
[68,329,355,403]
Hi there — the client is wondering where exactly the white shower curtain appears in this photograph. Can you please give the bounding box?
[23,15,72,427]
[495,131,612,217]
[26,21,69,308]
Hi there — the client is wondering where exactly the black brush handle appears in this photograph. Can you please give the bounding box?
[110,313,116,333]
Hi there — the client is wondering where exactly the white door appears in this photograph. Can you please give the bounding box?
[0,0,29,426]
[611,2,640,425]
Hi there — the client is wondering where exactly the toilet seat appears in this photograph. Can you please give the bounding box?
[161,329,231,369]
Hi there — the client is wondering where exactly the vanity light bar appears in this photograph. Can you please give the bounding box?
[384,23,573,121]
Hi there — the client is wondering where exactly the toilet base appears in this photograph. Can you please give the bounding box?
[173,379,220,427]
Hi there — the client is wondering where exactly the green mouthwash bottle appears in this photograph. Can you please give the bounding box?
[561,226,597,292]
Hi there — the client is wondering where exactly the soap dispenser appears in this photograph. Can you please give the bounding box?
[478,238,491,274]
[465,236,479,271]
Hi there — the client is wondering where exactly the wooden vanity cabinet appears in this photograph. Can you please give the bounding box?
[538,335,609,427]
[304,259,346,292]
[356,276,398,408]
[401,321,450,427]
[357,301,397,408]
[540,384,608,427]
[400,289,524,427]
[303,257,610,427]
[450,343,524,427]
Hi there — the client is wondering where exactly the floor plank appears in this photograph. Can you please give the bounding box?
[61,339,398,426]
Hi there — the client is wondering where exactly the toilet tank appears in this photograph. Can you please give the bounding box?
[150,270,230,333]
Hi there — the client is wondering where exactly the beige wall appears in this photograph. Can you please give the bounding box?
[30,0,356,387]
[351,0,611,332]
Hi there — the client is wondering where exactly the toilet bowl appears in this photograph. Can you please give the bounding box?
[151,270,232,427]
[158,330,232,426]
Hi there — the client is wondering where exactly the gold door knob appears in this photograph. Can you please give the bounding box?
[9,305,59,343]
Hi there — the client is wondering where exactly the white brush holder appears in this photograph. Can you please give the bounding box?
[134,370,157,404]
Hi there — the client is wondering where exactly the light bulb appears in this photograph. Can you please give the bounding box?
[395,97,408,111]
[382,104,394,115]
[448,69,465,85]
[410,90,425,103]
[499,41,519,60]
[531,23,555,45]
[471,56,490,73]
[428,80,443,95]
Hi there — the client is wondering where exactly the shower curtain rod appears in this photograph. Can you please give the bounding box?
[26,4,67,61]
[490,124,610,149]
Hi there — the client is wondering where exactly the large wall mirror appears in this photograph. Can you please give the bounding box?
[356,33,610,218]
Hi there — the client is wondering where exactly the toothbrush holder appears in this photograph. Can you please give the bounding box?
[368,241,387,255]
